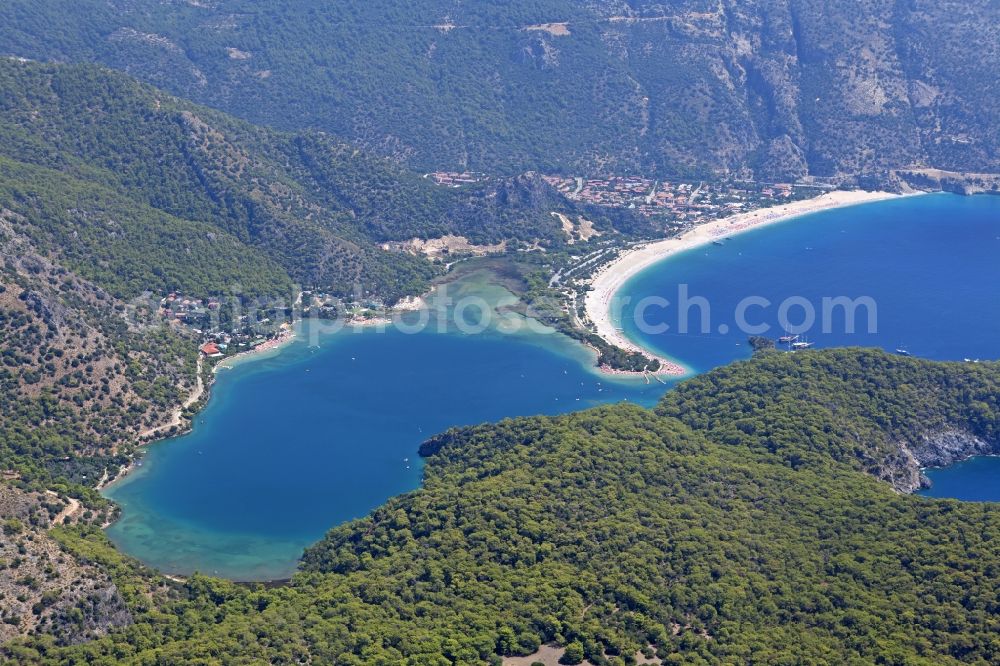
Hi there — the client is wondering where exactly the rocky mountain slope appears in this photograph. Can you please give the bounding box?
[0,209,197,479]
[0,485,131,646]
[3,0,997,180]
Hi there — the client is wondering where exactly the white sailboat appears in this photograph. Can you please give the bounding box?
[791,336,814,350]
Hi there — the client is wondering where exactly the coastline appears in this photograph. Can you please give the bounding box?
[135,355,206,442]
[103,299,426,494]
[214,322,298,373]
[102,325,300,493]
[105,190,910,491]
[584,190,915,369]
[592,342,688,378]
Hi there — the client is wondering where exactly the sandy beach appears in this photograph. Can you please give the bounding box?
[214,323,297,372]
[584,190,910,373]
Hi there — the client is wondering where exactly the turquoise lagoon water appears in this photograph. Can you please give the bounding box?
[104,279,665,580]
[617,193,1000,502]
[106,194,1000,579]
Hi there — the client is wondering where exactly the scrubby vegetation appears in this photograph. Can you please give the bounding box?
[5,350,1000,664]
[0,229,198,483]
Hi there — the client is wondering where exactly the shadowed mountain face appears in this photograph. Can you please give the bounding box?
[2,0,997,180]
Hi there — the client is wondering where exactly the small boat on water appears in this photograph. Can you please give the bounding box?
[791,340,815,350]
[778,334,799,344]
[895,348,911,357]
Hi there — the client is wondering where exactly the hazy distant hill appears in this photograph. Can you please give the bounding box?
[2,0,997,180]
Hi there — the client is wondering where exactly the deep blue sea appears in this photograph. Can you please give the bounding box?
[616,193,1000,505]
[920,457,1000,502]
[618,193,1000,372]
[105,194,1000,580]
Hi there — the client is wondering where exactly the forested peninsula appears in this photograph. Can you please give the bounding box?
[4,349,1000,664]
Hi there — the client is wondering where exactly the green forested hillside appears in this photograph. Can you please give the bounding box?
[657,348,1000,491]
[0,57,647,516]
[2,0,997,180]
[6,350,1000,664]
[0,158,292,299]
[0,58,630,303]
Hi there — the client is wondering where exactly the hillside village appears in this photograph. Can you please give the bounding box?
[428,171,826,227]
[157,173,833,364]
[541,175,824,224]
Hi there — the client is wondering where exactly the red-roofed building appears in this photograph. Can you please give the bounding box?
[200,342,221,356]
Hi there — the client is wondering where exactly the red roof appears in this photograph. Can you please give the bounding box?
[200,343,220,355]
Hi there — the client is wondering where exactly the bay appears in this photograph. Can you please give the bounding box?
[106,194,1000,579]
[104,276,665,580]
[617,193,1000,501]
